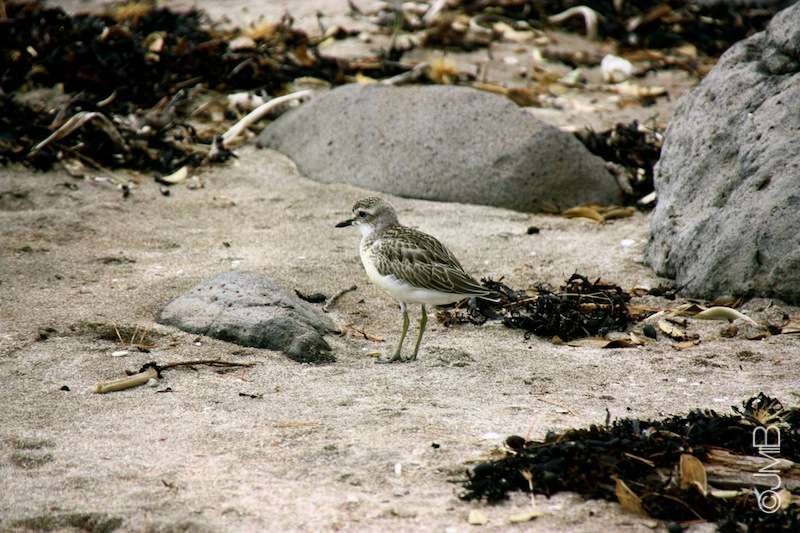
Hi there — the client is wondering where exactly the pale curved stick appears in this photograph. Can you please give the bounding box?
[548,6,601,41]
[423,0,448,23]
[30,111,128,155]
[94,367,158,394]
[221,89,314,147]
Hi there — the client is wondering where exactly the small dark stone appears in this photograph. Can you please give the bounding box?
[59,385,70,391]
[37,326,57,341]
[642,324,658,339]
[526,226,540,235]
[505,435,527,452]
[431,442,440,449]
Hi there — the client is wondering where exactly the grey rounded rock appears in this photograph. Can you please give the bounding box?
[645,1,800,303]
[157,271,336,363]
[257,84,619,212]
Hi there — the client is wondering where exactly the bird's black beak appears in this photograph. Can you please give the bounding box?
[335,218,354,228]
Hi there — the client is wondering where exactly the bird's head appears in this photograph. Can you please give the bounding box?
[335,197,399,236]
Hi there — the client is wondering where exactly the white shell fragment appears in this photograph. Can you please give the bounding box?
[694,306,758,326]
[111,350,129,357]
[227,91,266,112]
[158,166,188,184]
[601,54,633,83]
[468,510,489,525]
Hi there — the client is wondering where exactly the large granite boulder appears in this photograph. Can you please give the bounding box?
[257,84,619,212]
[158,271,336,363]
[645,2,800,303]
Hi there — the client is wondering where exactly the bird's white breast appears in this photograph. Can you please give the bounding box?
[359,239,469,306]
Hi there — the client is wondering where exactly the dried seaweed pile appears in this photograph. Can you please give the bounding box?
[439,273,631,340]
[575,120,663,205]
[374,0,790,56]
[0,1,404,172]
[462,394,800,530]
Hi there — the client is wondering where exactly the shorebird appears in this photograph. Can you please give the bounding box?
[336,197,491,363]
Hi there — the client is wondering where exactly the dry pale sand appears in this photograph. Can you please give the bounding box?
[1,146,799,532]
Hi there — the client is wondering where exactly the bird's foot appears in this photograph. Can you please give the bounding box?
[375,352,407,364]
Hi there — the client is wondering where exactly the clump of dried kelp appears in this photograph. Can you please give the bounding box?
[575,120,663,206]
[438,273,631,340]
[0,1,405,172]
[461,393,800,530]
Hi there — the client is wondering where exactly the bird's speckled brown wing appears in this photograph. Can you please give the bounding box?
[369,225,489,295]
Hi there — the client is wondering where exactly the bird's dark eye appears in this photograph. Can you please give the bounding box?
[357,211,367,218]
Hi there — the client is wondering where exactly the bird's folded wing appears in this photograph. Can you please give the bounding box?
[394,261,490,295]
[376,227,465,269]
[372,231,488,295]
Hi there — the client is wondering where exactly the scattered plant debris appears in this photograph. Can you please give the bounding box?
[322,284,358,312]
[94,359,255,394]
[371,0,790,56]
[295,289,328,304]
[461,393,800,530]
[575,121,663,206]
[561,204,635,222]
[1,1,407,172]
[439,273,631,341]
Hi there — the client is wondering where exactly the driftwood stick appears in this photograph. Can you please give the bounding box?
[221,89,314,147]
[703,447,800,491]
[93,360,255,394]
[95,367,158,394]
[30,111,128,155]
[381,63,428,86]
[323,284,357,313]
[548,6,600,40]
[159,360,255,371]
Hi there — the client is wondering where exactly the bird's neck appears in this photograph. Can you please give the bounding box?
[360,221,397,243]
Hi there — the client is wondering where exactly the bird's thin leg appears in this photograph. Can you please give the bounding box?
[408,304,427,361]
[377,303,408,363]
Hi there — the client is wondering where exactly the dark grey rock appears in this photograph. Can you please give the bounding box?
[158,272,336,363]
[257,84,619,212]
[645,2,800,303]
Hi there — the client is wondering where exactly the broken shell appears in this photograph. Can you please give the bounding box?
[468,510,489,525]
[601,54,633,84]
[229,35,256,51]
[694,306,758,326]
[158,165,189,184]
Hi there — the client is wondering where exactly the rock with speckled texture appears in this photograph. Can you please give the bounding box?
[257,84,619,213]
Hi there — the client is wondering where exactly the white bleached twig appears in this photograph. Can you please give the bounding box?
[221,89,314,147]
[548,6,601,41]
[423,0,448,23]
[30,111,128,155]
[381,62,429,85]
